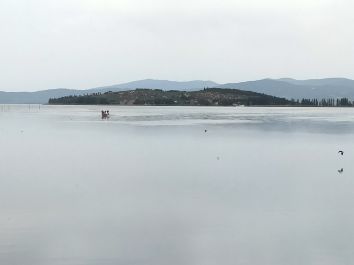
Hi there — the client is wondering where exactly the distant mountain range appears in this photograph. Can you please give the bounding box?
[0,80,218,104]
[219,78,354,100]
[88,79,219,93]
[1,78,354,104]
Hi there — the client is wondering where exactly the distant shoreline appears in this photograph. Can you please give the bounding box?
[43,104,354,108]
[1,103,353,109]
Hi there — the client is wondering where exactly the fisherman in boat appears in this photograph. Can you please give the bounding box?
[101,110,110,119]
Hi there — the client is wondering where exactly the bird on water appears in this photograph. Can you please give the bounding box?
[338,151,344,155]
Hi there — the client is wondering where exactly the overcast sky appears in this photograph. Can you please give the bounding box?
[0,0,353,91]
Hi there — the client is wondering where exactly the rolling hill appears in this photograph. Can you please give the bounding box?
[0,79,219,104]
[219,78,354,100]
[48,88,294,106]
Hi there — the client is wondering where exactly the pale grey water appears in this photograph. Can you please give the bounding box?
[1,105,354,265]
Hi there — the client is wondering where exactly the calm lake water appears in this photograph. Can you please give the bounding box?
[1,105,354,265]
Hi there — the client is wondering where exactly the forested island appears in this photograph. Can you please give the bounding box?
[48,88,354,107]
[48,88,295,106]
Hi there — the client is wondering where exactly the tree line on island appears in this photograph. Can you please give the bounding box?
[48,88,354,107]
[293,98,353,107]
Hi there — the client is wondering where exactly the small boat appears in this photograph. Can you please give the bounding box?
[101,110,110,119]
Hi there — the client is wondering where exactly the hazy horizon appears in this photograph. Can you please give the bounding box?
[2,77,354,93]
[1,0,354,92]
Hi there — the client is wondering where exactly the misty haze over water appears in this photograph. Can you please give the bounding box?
[1,105,354,265]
